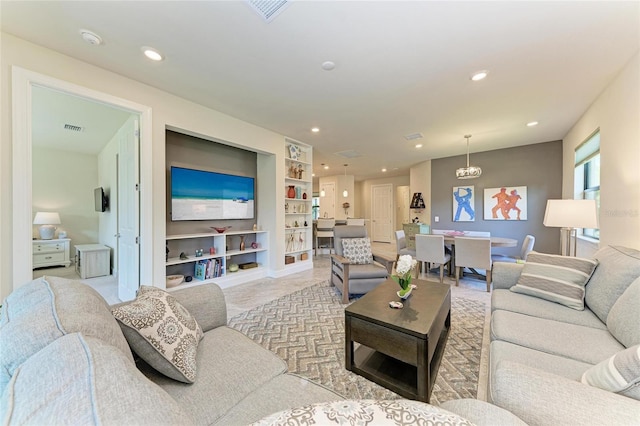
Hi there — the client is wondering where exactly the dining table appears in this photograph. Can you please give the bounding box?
[440,234,518,279]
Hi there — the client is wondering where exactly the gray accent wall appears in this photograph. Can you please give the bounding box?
[430,140,563,256]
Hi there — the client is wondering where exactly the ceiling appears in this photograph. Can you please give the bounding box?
[3,1,638,180]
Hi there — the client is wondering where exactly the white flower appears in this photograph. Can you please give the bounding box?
[396,254,416,276]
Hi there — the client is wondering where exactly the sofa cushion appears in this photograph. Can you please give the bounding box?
[440,398,529,426]
[581,345,640,400]
[341,237,373,264]
[0,276,133,392]
[607,276,640,348]
[139,326,289,425]
[218,374,344,425]
[491,289,606,330]
[0,333,193,425]
[252,400,475,426]
[490,310,624,364]
[112,286,203,383]
[585,245,640,323]
[510,252,598,310]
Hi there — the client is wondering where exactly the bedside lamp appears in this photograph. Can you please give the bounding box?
[33,212,61,240]
[543,200,598,256]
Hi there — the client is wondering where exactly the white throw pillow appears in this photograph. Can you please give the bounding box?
[341,238,373,264]
[581,345,640,400]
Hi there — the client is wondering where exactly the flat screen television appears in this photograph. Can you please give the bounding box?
[170,166,255,221]
[94,187,108,212]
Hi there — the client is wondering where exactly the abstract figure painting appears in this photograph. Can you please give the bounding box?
[453,186,475,222]
[484,186,527,220]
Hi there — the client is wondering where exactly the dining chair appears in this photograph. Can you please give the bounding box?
[454,236,492,292]
[346,218,365,226]
[415,234,451,283]
[394,230,416,260]
[315,218,335,257]
[492,235,535,263]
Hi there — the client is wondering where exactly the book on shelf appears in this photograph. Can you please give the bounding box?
[194,258,223,280]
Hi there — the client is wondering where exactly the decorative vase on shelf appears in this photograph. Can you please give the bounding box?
[295,186,302,199]
[303,192,307,199]
[239,236,245,251]
[288,186,296,198]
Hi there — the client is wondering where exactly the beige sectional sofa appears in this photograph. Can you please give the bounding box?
[489,245,640,425]
[1,275,524,425]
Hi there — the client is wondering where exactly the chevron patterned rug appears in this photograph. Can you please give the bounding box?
[228,280,486,405]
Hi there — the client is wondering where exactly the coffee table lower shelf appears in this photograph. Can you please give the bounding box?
[350,324,449,401]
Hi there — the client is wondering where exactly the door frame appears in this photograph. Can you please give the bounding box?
[11,66,152,290]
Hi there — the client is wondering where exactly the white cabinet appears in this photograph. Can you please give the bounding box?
[165,230,268,290]
[284,139,313,269]
[75,244,110,279]
[32,238,71,269]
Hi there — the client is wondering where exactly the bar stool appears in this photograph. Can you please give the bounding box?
[315,219,335,257]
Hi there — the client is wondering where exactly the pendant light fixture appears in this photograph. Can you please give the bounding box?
[456,134,482,179]
[342,164,349,197]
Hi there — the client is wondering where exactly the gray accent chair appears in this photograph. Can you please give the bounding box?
[330,225,389,303]
[394,229,416,259]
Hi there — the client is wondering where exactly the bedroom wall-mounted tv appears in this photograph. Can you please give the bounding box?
[170,166,255,221]
[94,187,109,212]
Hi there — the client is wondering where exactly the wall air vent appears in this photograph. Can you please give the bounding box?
[63,124,84,132]
[246,0,290,22]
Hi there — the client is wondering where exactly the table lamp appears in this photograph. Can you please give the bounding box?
[543,200,598,256]
[33,212,61,240]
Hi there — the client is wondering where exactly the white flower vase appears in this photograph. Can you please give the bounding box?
[397,286,413,300]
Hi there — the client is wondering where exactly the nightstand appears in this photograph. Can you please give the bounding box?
[75,244,110,279]
[32,238,71,269]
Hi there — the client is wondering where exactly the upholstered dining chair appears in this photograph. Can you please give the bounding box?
[346,218,365,226]
[315,218,335,257]
[415,234,451,283]
[394,230,417,260]
[492,235,535,263]
[331,225,388,303]
[454,236,492,292]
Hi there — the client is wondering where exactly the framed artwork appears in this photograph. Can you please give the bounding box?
[484,186,527,220]
[452,186,475,222]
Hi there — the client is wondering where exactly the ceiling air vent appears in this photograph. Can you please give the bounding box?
[335,150,363,159]
[246,0,290,22]
[63,124,84,132]
[404,132,423,141]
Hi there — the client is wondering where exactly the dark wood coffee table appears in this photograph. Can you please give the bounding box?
[345,278,451,402]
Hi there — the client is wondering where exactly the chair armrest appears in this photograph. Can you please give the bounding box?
[491,262,524,290]
[170,283,227,332]
[330,253,351,265]
[372,252,396,273]
[491,361,640,425]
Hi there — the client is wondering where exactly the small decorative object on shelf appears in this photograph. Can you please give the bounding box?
[297,164,303,180]
[253,223,257,231]
[288,144,300,160]
[211,226,232,233]
[239,236,245,251]
[285,203,289,213]
[195,249,203,257]
[288,186,296,198]
[180,252,188,260]
[209,247,216,255]
[251,241,258,249]
[410,192,426,209]
[303,192,307,199]
[228,263,239,272]
[392,255,417,299]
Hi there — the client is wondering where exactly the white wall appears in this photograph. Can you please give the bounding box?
[32,147,99,246]
[562,52,640,252]
[1,33,293,300]
[409,160,432,224]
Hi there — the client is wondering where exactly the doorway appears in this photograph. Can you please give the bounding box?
[371,184,393,242]
[12,67,152,302]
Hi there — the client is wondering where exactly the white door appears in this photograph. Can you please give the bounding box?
[117,119,140,301]
[372,184,393,242]
[319,182,335,218]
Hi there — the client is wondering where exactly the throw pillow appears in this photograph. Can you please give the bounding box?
[510,251,598,310]
[581,345,640,400]
[112,286,203,383]
[341,238,373,265]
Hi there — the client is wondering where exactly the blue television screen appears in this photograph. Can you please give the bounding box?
[170,166,255,221]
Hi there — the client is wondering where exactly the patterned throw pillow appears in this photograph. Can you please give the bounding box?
[581,345,640,400]
[112,286,203,383]
[510,251,598,310]
[253,400,474,426]
[341,238,373,265]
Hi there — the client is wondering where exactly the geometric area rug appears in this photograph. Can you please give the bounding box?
[228,280,486,405]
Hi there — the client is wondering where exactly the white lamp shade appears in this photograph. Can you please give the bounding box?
[33,212,61,225]
[543,200,598,229]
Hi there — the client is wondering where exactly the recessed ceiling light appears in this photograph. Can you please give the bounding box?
[470,70,488,81]
[527,121,539,127]
[381,168,387,172]
[324,165,329,170]
[312,173,315,177]
[80,29,102,46]
[311,127,320,133]
[321,61,336,71]
[142,47,164,61]
[415,144,423,148]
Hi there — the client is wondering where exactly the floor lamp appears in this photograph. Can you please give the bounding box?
[543,199,598,256]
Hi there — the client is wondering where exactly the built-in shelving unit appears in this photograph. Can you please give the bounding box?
[165,229,268,290]
[284,139,313,270]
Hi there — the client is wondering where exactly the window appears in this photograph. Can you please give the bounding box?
[574,131,600,239]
